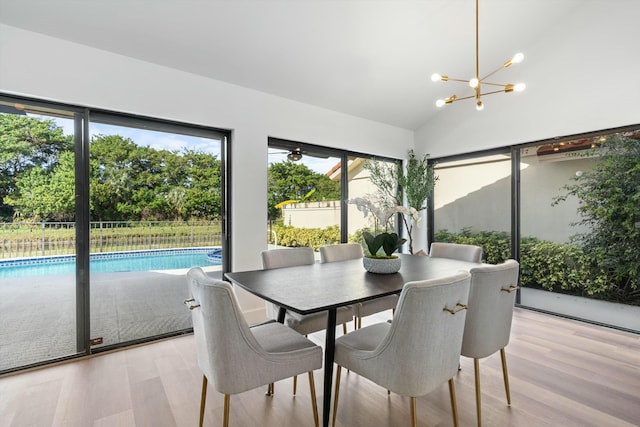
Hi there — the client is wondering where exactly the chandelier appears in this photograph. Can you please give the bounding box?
[431,0,525,111]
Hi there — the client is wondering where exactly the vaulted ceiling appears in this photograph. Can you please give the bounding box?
[0,0,586,130]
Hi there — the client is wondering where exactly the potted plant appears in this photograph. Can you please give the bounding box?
[362,230,406,274]
[364,149,437,254]
[350,197,407,273]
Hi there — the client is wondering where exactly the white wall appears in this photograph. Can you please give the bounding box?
[433,153,592,243]
[0,24,413,322]
[415,1,640,158]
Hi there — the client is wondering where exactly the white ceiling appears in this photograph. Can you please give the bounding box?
[0,0,586,130]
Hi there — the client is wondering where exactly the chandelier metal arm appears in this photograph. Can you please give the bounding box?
[480,88,512,96]
[449,94,477,102]
[445,87,516,104]
[480,65,508,82]
[480,81,512,88]
[444,77,472,84]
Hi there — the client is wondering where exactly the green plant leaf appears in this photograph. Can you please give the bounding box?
[382,232,406,256]
[363,231,385,256]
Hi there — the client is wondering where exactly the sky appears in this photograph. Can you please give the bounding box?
[267,150,340,174]
[39,113,336,173]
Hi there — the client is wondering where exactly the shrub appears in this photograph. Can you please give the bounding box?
[434,229,636,304]
[269,224,340,250]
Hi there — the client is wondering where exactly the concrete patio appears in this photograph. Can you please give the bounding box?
[0,267,221,372]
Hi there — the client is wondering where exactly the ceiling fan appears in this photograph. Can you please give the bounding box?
[287,148,303,161]
[268,147,330,162]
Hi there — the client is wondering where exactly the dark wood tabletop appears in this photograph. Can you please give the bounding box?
[225,253,479,314]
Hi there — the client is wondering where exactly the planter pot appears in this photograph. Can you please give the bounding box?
[363,256,401,274]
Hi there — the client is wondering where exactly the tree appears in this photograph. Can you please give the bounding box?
[267,161,341,221]
[5,152,76,221]
[553,133,640,302]
[89,135,222,221]
[179,149,222,220]
[0,114,72,219]
[6,127,223,222]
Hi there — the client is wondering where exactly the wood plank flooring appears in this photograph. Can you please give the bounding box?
[1,308,638,426]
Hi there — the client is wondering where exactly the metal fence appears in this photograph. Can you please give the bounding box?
[0,221,222,259]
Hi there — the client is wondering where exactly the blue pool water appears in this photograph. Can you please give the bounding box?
[0,248,221,278]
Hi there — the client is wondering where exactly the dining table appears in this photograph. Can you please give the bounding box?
[224,253,481,427]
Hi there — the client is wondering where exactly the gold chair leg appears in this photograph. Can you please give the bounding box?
[343,323,347,335]
[357,317,362,329]
[474,358,482,427]
[353,317,357,330]
[266,382,274,396]
[308,372,319,427]
[199,375,207,427]
[410,396,417,427]
[223,394,230,427]
[500,348,512,405]
[448,378,460,427]
[293,375,298,395]
[332,365,342,427]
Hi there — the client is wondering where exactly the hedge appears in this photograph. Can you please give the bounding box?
[269,224,341,250]
[434,229,633,304]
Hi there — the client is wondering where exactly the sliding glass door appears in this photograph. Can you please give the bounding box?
[518,134,640,331]
[0,99,83,371]
[429,128,640,333]
[267,142,342,254]
[88,113,227,349]
[432,152,512,264]
[0,95,230,373]
[267,138,400,253]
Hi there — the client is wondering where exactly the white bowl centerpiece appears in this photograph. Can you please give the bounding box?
[362,231,405,274]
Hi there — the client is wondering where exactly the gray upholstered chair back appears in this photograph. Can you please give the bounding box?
[429,242,483,263]
[341,271,471,397]
[187,267,275,395]
[321,242,394,329]
[319,243,364,263]
[261,246,315,269]
[261,247,316,319]
[461,259,520,359]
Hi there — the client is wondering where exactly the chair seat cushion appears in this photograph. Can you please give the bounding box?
[285,306,354,336]
[356,295,398,318]
[252,322,322,356]
[334,322,391,360]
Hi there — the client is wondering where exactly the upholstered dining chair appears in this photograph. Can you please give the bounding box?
[461,259,520,427]
[185,267,322,427]
[262,246,354,394]
[429,242,483,263]
[319,243,398,329]
[331,271,472,427]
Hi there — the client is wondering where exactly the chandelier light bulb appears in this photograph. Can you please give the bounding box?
[431,73,442,82]
[476,100,484,111]
[436,99,446,108]
[514,83,526,92]
[512,52,524,64]
[469,78,479,88]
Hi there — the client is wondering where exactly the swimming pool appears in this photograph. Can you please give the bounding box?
[0,247,222,278]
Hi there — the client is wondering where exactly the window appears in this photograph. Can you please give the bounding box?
[267,138,399,252]
[0,94,230,373]
[429,126,640,333]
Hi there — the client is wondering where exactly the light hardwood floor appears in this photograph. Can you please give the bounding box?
[1,308,639,427]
